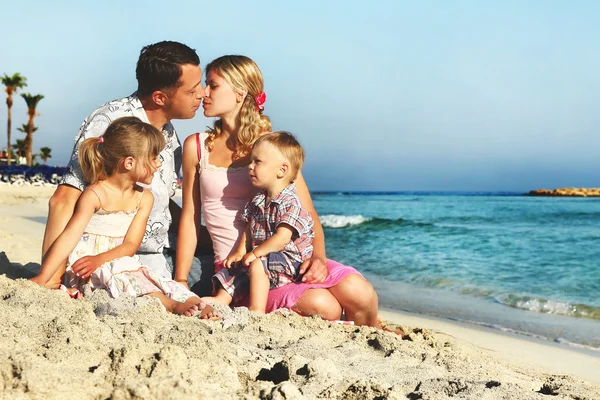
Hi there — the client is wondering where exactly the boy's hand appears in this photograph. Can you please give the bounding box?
[71,255,103,280]
[223,253,244,269]
[242,251,257,267]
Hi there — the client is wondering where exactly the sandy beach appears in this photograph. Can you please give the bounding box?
[1,184,599,399]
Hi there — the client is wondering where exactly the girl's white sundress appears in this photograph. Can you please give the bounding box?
[65,188,195,303]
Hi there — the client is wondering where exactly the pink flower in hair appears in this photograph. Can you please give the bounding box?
[255,91,266,112]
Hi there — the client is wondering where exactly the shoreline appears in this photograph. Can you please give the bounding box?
[379,308,600,384]
[1,184,600,397]
[371,275,600,351]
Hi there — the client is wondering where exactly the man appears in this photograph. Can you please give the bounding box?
[41,41,210,292]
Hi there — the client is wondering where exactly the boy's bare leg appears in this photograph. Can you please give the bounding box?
[248,259,269,314]
[202,288,233,306]
[35,185,82,289]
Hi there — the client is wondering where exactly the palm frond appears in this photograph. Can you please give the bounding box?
[21,93,44,110]
[16,124,37,133]
[1,73,27,90]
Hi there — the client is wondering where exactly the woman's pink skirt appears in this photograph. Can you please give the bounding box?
[265,259,361,312]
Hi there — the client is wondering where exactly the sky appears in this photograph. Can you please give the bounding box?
[1,0,599,191]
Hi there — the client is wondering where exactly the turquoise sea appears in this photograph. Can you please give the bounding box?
[313,192,600,350]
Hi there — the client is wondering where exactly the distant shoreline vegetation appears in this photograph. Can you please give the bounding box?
[526,188,600,197]
[312,190,600,197]
[0,165,65,185]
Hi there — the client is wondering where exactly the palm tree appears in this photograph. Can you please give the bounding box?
[21,93,44,166]
[1,73,27,166]
[39,146,52,165]
[17,123,38,135]
[15,139,26,164]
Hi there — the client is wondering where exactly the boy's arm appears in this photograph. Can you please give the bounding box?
[223,225,250,268]
[71,190,154,280]
[242,225,294,267]
[251,225,294,257]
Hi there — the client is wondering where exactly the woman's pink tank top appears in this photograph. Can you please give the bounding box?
[197,132,258,261]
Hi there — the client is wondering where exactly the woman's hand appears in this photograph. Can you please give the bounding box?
[298,256,328,284]
[71,255,103,280]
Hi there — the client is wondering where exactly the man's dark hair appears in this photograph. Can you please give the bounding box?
[136,41,200,97]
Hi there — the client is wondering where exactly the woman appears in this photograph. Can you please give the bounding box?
[175,55,379,326]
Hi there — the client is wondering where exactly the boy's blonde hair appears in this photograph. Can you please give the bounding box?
[254,131,305,181]
[78,116,166,184]
[205,55,271,159]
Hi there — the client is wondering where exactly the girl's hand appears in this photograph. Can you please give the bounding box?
[298,256,328,284]
[242,251,257,267]
[71,255,103,280]
[223,253,244,269]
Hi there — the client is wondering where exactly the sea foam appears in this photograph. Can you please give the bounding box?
[320,214,370,228]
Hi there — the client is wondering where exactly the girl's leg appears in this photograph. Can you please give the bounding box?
[147,292,216,319]
[327,274,380,327]
[292,289,343,321]
[248,259,269,314]
[30,264,65,289]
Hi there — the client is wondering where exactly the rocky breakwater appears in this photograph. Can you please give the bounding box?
[527,187,600,197]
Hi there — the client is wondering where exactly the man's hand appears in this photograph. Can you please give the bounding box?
[298,256,328,284]
[71,255,104,280]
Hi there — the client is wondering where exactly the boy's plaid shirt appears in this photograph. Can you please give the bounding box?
[240,183,314,263]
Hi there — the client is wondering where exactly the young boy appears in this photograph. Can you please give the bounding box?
[208,131,315,313]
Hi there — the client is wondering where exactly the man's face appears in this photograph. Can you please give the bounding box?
[164,64,203,120]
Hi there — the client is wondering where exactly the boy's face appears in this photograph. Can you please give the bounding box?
[162,64,203,120]
[248,142,286,190]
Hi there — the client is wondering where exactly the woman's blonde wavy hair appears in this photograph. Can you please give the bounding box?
[205,55,271,159]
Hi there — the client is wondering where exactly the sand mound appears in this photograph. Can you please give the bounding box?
[1,272,599,399]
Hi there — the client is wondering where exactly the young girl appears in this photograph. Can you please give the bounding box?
[175,55,379,326]
[30,116,215,318]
